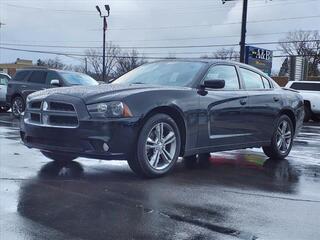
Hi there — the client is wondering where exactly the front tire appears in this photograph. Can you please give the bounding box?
[262,115,294,159]
[128,113,181,178]
[12,96,25,118]
[41,151,78,163]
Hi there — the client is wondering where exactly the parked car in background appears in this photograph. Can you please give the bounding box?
[21,60,304,178]
[0,72,11,112]
[285,81,320,122]
[6,68,98,117]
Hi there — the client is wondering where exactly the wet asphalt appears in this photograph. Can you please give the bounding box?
[0,112,319,240]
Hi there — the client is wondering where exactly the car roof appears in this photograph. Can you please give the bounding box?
[0,72,11,78]
[17,68,83,75]
[153,59,271,78]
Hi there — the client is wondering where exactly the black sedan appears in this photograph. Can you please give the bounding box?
[20,60,304,177]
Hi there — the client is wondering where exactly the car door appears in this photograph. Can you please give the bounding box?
[23,70,48,99]
[197,64,251,149]
[238,67,282,142]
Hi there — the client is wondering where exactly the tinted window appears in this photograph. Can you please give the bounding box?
[290,82,320,91]
[13,71,29,82]
[0,74,9,85]
[46,71,61,83]
[28,71,47,84]
[114,62,205,87]
[240,68,264,89]
[204,65,240,90]
[60,72,98,86]
[262,77,271,89]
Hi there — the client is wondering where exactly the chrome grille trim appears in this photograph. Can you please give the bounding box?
[25,100,79,128]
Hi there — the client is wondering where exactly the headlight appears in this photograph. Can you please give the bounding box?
[87,101,133,118]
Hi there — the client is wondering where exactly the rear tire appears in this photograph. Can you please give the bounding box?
[262,115,294,159]
[41,151,78,163]
[127,113,181,178]
[12,96,25,118]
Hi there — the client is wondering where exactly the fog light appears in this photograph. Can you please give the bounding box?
[103,143,109,152]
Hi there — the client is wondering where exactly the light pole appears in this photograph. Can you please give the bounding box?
[222,0,248,63]
[96,4,110,82]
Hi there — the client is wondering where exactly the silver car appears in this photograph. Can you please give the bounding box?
[0,72,11,112]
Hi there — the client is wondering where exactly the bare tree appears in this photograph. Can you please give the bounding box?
[279,30,320,76]
[200,48,240,60]
[37,57,66,69]
[114,50,147,78]
[212,48,240,60]
[85,43,121,81]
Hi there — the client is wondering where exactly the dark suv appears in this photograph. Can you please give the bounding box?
[6,68,98,117]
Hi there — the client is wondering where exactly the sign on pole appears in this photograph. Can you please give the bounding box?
[245,46,273,76]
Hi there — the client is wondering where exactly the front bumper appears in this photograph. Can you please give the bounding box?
[21,117,141,160]
[20,94,141,160]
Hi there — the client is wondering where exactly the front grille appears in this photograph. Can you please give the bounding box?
[50,102,75,112]
[25,100,78,128]
[30,101,42,109]
[30,113,41,123]
[49,115,78,126]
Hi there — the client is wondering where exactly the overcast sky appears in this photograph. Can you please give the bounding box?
[0,0,320,72]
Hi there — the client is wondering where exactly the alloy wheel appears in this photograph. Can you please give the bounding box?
[145,122,177,170]
[276,120,292,154]
[12,98,24,116]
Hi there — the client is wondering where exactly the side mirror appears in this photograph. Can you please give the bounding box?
[50,79,61,87]
[202,80,225,89]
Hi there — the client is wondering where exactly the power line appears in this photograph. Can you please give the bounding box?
[0,46,318,60]
[2,0,318,16]
[89,15,320,31]
[1,40,319,50]
[5,31,313,44]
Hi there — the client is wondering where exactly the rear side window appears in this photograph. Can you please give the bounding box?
[0,75,9,85]
[28,71,47,84]
[13,71,29,82]
[290,82,320,91]
[240,68,264,90]
[204,65,240,90]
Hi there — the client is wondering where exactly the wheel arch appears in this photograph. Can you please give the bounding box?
[11,93,25,104]
[279,108,296,133]
[141,106,187,156]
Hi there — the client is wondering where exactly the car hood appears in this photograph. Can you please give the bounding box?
[29,83,189,104]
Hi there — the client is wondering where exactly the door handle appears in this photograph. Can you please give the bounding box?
[240,99,247,105]
[21,85,27,88]
[273,96,280,102]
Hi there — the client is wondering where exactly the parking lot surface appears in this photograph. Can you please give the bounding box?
[0,112,319,240]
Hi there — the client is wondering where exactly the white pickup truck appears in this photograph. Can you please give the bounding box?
[286,81,320,122]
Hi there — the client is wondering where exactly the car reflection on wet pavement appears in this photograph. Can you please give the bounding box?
[0,113,319,240]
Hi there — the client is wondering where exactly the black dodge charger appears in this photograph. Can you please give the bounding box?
[20,60,304,177]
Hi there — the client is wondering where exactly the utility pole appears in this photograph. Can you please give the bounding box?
[85,57,88,74]
[96,4,110,82]
[239,0,248,63]
[222,0,248,63]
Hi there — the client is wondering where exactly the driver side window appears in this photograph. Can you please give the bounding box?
[204,65,240,90]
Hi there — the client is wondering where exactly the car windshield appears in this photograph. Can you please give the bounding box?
[113,61,205,87]
[60,72,98,86]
